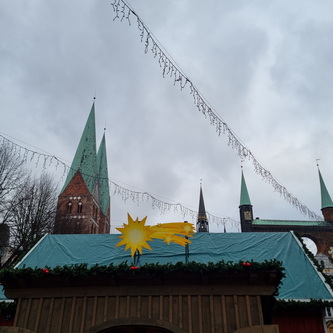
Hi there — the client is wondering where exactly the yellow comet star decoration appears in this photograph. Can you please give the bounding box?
[116,214,195,257]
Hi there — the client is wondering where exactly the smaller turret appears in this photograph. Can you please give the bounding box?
[318,168,333,222]
[239,170,253,232]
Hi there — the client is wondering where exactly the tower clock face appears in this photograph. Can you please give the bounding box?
[244,211,252,220]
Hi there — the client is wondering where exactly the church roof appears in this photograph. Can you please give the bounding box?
[240,170,251,206]
[60,103,97,194]
[97,133,110,215]
[252,219,331,227]
[10,232,333,301]
[319,169,333,209]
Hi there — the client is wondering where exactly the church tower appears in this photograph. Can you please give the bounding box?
[53,103,110,234]
[318,168,333,222]
[239,169,253,232]
[196,183,209,232]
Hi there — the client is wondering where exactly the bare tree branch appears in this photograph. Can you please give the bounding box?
[6,173,57,253]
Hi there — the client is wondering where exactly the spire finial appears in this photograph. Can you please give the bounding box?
[316,159,320,168]
[241,160,244,170]
[104,122,107,132]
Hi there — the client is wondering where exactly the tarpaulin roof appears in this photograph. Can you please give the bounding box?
[2,232,332,301]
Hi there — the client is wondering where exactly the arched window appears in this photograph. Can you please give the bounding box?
[93,205,97,219]
[77,201,83,213]
[67,202,72,214]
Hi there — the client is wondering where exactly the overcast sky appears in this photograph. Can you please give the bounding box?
[1,0,333,233]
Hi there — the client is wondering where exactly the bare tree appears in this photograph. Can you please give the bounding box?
[0,223,10,265]
[7,172,58,253]
[0,140,25,218]
[0,141,26,265]
[0,140,58,267]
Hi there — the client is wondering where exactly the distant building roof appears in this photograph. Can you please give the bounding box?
[10,232,333,301]
[252,219,331,227]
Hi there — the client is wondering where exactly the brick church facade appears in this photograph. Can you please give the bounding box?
[53,103,110,234]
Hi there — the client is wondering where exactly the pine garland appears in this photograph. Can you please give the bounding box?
[0,260,285,292]
[275,299,333,311]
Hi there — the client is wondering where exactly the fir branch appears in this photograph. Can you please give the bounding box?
[0,260,285,285]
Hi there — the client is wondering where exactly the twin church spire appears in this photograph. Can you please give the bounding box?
[54,103,110,234]
[60,103,98,194]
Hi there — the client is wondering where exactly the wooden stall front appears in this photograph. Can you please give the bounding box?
[0,270,279,333]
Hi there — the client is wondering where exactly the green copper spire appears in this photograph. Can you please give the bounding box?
[97,133,110,215]
[240,170,251,206]
[61,103,97,194]
[318,169,333,209]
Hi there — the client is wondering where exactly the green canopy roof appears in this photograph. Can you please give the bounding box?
[12,232,333,301]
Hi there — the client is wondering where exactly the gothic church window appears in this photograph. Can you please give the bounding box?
[67,202,72,214]
[77,201,83,213]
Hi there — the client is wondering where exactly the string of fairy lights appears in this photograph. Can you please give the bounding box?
[0,134,239,230]
[110,0,322,221]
